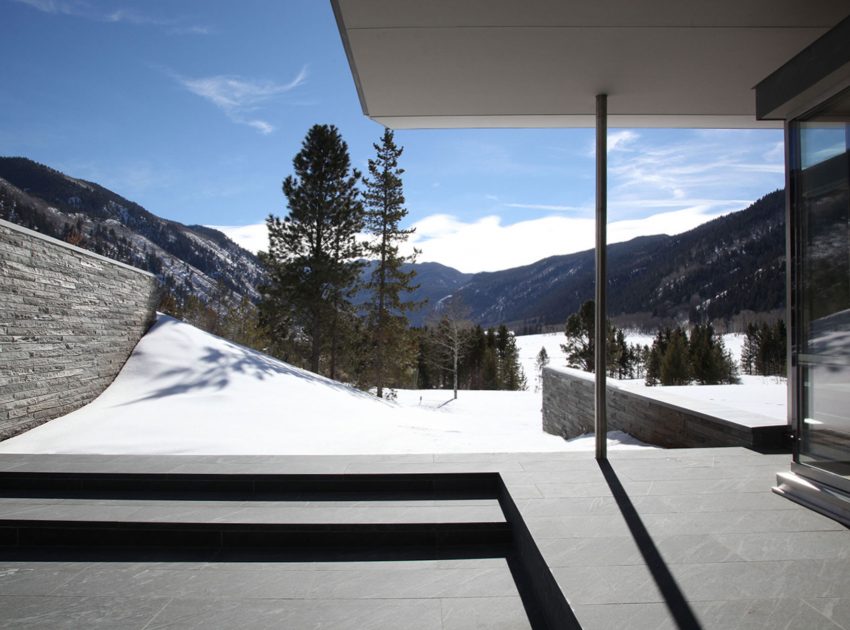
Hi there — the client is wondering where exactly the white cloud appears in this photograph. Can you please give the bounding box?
[604,134,784,220]
[585,130,640,157]
[608,130,639,153]
[14,0,210,32]
[168,25,213,35]
[401,205,733,272]
[504,203,586,213]
[13,0,75,14]
[214,202,742,273]
[176,68,307,134]
[207,224,269,255]
[246,120,275,135]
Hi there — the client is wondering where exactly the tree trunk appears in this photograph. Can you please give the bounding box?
[329,309,338,380]
[310,317,322,375]
[376,240,387,398]
[453,340,458,400]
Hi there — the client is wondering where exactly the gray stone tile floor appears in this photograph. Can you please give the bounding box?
[0,447,848,629]
[0,557,529,629]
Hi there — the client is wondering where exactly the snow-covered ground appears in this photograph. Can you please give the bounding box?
[0,315,647,455]
[516,331,785,423]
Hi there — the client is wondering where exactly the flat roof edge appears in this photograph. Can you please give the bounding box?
[331,0,370,117]
[756,12,850,119]
[372,114,782,130]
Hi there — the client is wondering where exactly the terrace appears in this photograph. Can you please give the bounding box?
[1,1,849,628]
[0,447,846,629]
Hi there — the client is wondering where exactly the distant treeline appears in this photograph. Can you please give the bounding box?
[557,300,786,386]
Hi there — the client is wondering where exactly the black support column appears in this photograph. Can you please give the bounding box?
[595,94,608,461]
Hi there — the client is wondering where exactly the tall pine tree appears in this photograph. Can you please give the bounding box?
[262,124,364,376]
[362,129,420,397]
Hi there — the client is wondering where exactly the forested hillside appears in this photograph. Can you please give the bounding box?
[0,157,263,305]
[441,190,785,329]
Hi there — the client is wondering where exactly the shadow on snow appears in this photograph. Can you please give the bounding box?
[113,316,385,407]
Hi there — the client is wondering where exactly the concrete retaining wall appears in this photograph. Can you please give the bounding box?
[0,219,158,440]
[542,366,787,449]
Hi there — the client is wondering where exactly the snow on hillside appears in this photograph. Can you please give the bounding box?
[0,315,648,455]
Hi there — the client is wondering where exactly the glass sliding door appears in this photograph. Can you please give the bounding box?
[793,87,850,487]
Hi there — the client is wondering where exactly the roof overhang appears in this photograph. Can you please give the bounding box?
[756,14,850,120]
[332,0,850,129]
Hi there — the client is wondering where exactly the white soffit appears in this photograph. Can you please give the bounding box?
[332,0,850,129]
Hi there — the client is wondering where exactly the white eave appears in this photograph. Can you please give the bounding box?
[332,0,850,129]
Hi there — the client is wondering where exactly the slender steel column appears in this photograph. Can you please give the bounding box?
[595,94,608,461]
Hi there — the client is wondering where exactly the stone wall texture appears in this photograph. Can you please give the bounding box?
[0,219,158,440]
[542,366,787,450]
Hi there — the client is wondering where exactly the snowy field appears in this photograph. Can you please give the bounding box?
[516,332,785,423]
[0,315,647,456]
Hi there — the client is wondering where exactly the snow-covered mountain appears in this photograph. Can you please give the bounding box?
[405,190,786,329]
[0,157,263,304]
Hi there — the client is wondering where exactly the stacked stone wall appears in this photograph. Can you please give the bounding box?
[542,366,786,449]
[0,219,158,440]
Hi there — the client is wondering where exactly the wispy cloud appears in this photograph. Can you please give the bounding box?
[13,0,75,15]
[585,130,641,157]
[167,24,214,35]
[175,68,307,134]
[602,130,784,219]
[13,0,211,33]
[504,203,587,213]
[607,130,639,153]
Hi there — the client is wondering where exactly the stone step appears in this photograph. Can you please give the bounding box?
[0,497,505,524]
[0,471,511,551]
[0,470,501,500]
[0,518,513,551]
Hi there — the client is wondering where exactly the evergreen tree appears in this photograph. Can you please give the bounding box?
[689,323,739,385]
[262,124,364,376]
[631,344,649,379]
[562,300,595,371]
[645,328,671,386]
[481,328,499,390]
[660,327,691,385]
[561,300,622,375]
[611,329,630,379]
[534,346,550,392]
[496,325,526,391]
[741,319,786,376]
[758,320,787,376]
[362,129,420,397]
[741,323,759,375]
[771,319,787,375]
[413,329,433,389]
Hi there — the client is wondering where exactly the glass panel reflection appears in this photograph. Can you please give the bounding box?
[801,365,850,476]
[796,88,850,483]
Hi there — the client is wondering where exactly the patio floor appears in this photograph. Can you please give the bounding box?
[0,447,848,629]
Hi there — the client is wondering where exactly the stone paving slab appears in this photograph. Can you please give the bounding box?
[0,557,530,630]
[1,447,849,629]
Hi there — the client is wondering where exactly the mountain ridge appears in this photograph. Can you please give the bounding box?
[0,156,784,330]
[444,190,784,329]
[0,157,263,305]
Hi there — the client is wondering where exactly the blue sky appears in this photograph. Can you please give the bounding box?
[2,0,785,272]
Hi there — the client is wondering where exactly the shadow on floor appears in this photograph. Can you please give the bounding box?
[598,459,704,630]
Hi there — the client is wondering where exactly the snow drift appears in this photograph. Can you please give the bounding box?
[0,315,646,455]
